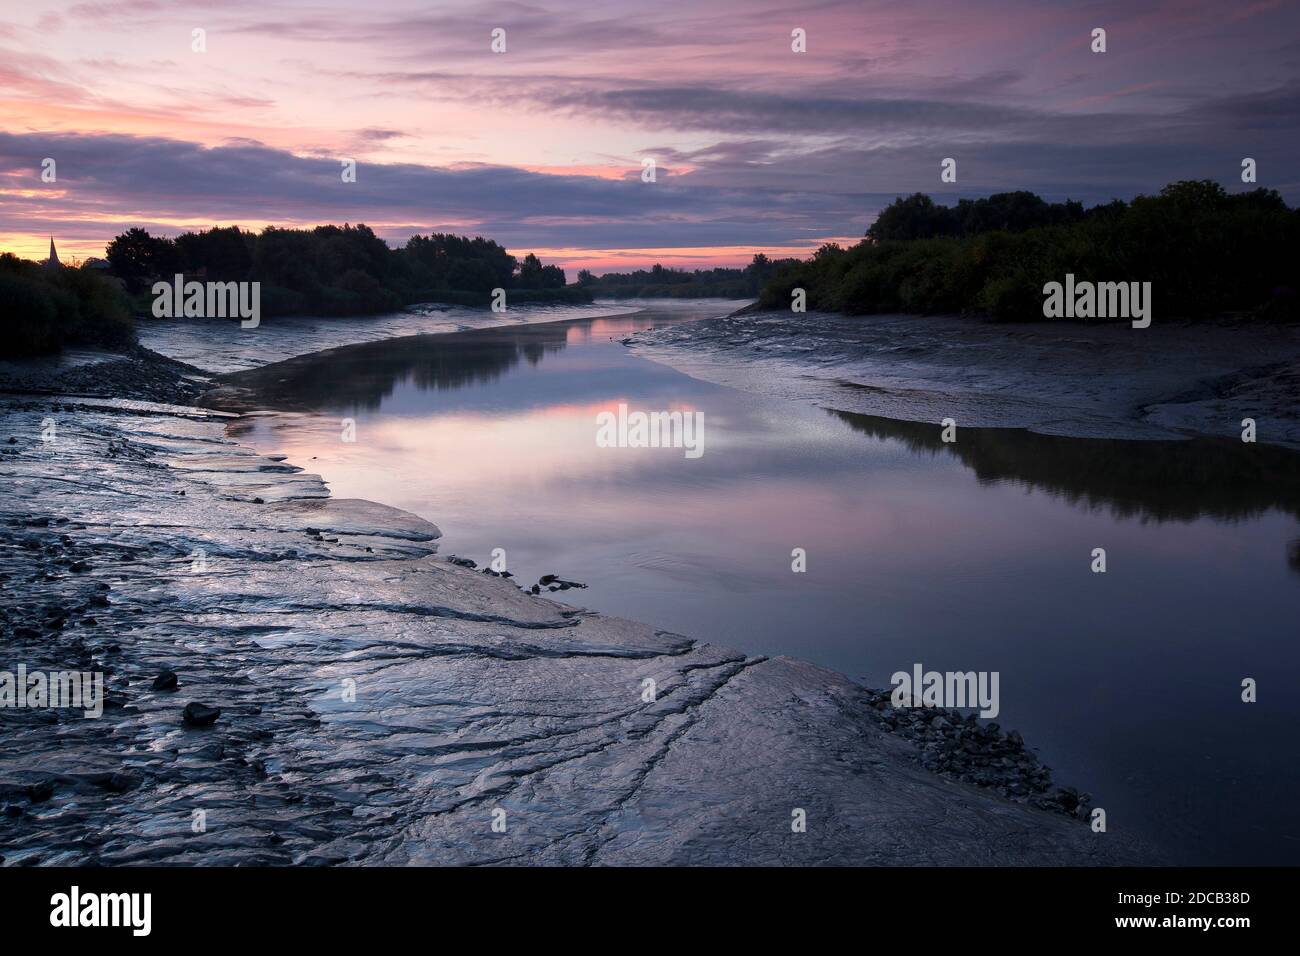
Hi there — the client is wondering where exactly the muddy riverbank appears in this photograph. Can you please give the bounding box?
[0,343,1146,865]
[630,309,1300,449]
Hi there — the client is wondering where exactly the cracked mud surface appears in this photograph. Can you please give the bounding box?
[0,388,1146,865]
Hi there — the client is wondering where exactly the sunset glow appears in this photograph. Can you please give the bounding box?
[3,0,1298,269]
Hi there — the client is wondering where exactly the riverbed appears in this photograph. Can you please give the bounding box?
[211,301,1300,865]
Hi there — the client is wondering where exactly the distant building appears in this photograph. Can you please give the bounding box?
[43,237,62,269]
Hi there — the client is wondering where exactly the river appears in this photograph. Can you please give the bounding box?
[183,301,1300,864]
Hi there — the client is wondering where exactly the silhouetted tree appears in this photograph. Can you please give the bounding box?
[867,191,1085,241]
[101,223,574,313]
[174,226,253,281]
[768,181,1298,321]
[105,227,177,292]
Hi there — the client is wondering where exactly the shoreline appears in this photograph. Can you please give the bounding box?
[0,327,1148,865]
[631,308,1300,451]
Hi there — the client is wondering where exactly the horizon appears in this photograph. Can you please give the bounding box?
[23,176,1260,279]
[3,0,1298,271]
[3,0,1300,904]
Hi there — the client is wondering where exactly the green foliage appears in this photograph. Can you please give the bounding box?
[401,233,518,293]
[866,190,1086,242]
[257,283,307,316]
[762,182,1300,322]
[98,224,574,318]
[106,227,177,293]
[586,254,802,298]
[517,252,566,289]
[175,225,253,280]
[0,253,135,356]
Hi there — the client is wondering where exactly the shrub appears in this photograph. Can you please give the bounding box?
[0,254,135,357]
[762,182,1300,323]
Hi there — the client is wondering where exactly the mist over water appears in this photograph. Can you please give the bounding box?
[226,303,1300,865]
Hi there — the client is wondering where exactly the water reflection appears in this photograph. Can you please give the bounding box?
[221,311,1300,530]
[830,409,1300,525]
[215,316,658,412]
[221,306,1300,864]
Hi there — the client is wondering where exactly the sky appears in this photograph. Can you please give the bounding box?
[2,0,1298,271]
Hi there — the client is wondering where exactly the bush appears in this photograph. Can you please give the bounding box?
[98,223,580,318]
[762,182,1300,323]
[258,283,307,317]
[0,271,59,354]
[0,254,135,357]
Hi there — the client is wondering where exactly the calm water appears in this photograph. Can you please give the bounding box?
[229,304,1300,865]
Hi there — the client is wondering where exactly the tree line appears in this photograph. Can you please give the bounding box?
[105,224,579,316]
[0,224,583,357]
[577,255,801,299]
[1,252,134,355]
[759,181,1299,321]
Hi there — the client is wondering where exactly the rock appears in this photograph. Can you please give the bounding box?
[1050,787,1081,812]
[182,702,222,727]
[27,781,55,802]
[102,772,139,793]
[930,715,951,730]
[152,669,179,691]
[3,804,23,818]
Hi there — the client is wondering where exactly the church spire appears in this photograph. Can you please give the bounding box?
[45,237,62,269]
